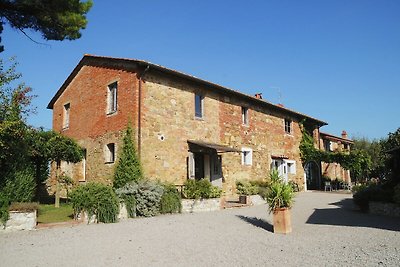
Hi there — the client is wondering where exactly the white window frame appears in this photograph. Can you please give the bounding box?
[241,147,253,166]
[63,103,70,129]
[284,119,292,134]
[107,82,118,114]
[194,93,204,118]
[105,143,116,163]
[285,159,296,174]
[241,106,249,126]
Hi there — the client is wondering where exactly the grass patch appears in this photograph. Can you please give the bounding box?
[37,203,74,224]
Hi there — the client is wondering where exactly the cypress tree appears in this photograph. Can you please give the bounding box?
[113,125,143,189]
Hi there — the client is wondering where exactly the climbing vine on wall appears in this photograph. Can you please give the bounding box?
[299,122,371,180]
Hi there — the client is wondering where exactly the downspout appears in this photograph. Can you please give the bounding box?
[137,65,150,159]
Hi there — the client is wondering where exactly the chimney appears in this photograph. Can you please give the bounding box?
[341,130,348,139]
[254,93,262,99]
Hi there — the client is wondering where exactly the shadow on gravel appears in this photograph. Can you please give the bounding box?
[236,215,273,233]
[306,199,400,232]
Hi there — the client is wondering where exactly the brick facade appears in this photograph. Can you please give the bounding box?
[48,55,330,196]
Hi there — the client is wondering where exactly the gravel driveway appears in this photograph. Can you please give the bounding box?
[1,192,400,266]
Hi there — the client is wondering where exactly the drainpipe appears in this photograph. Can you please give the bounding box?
[137,65,150,159]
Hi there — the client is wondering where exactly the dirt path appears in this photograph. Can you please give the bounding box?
[1,192,399,266]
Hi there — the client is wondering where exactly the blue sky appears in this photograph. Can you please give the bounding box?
[3,0,400,140]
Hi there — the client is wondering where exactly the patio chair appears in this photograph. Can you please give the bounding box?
[324,181,332,191]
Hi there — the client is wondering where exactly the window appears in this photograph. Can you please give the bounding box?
[241,107,249,125]
[284,119,292,134]
[241,148,253,166]
[63,103,70,129]
[105,143,115,163]
[286,160,296,174]
[324,140,331,152]
[343,144,349,150]
[107,82,118,114]
[194,94,204,118]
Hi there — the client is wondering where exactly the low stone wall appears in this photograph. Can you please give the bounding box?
[77,203,129,224]
[369,201,400,218]
[2,210,37,231]
[181,198,221,213]
[250,195,266,206]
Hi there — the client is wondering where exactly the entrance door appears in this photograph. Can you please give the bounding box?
[194,153,204,180]
[305,161,321,190]
[272,159,288,183]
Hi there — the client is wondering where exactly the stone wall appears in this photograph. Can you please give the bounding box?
[2,211,37,231]
[181,198,221,213]
[50,65,139,192]
[51,62,317,196]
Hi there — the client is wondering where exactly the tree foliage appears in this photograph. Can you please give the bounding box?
[113,125,143,189]
[0,0,93,52]
[47,134,83,166]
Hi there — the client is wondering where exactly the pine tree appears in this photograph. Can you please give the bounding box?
[113,125,143,189]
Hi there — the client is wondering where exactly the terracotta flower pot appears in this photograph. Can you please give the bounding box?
[273,207,292,234]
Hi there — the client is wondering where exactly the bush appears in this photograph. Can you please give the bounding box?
[0,192,9,227]
[183,179,222,199]
[249,180,270,188]
[352,183,394,212]
[113,125,143,189]
[160,183,182,214]
[288,181,300,192]
[393,184,400,206]
[116,180,164,217]
[70,183,119,223]
[236,180,259,195]
[2,168,36,203]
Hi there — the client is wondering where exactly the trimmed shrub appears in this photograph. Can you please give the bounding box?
[2,168,36,203]
[113,125,143,189]
[116,180,164,217]
[183,179,222,199]
[236,180,259,195]
[160,183,182,214]
[9,202,39,212]
[70,183,119,223]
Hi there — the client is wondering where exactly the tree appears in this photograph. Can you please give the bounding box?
[0,57,34,187]
[47,134,83,207]
[0,0,93,52]
[113,125,143,189]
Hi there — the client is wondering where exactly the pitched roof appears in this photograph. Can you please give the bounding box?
[47,54,327,126]
[320,132,353,144]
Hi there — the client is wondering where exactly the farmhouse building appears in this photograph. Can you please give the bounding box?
[48,55,349,194]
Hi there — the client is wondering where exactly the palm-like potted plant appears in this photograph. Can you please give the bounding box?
[265,169,295,234]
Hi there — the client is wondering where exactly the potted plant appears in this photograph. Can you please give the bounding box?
[265,170,295,234]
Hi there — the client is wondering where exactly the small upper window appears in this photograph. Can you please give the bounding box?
[105,143,115,163]
[343,144,349,150]
[324,140,331,152]
[195,94,204,118]
[107,82,118,114]
[63,103,70,129]
[241,107,249,126]
[241,148,253,166]
[284,119,292,134]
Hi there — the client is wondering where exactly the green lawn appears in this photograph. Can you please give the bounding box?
[37,203,74,224]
